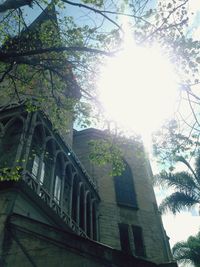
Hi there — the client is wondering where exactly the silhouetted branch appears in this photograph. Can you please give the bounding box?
[0,46,114,62]
[0,0,33,13]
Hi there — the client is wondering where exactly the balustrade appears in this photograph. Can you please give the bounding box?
[0,107,100,241]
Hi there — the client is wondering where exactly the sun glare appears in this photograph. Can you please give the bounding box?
[98,22,178,144]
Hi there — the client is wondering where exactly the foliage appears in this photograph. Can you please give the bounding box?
[89,139,125,176]
[153,119,200,171]
[172,231,200,267]
[1,0,200,175]
[157,154,200,214]
[0,166,22,181]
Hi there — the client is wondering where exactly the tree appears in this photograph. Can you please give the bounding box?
[1,0,200,175]
[0,0,197,127]
[172,231,200,267]
[157,154,200,214]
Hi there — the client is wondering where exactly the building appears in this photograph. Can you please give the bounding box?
[0,102,176,267]
[0,5,177,267]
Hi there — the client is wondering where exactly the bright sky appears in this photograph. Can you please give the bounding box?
[98,17,178,146]
[98,2,200,263]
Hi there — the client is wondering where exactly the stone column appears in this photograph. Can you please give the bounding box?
[76,181,82,225]
[90,199,95,240]
[84,190,89,235]
[14,116,28,168]
[96,204,100,242]
[49,154,56,206]
[60,166,66,213]
[22,113,37,173]
[69,173,76,217]
[36,142,46,195]
[92,201,98,241]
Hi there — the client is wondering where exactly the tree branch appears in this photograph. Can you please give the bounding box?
[0,63,13,82]
[62,0,122,30]
[0,0,33,13]
[14,57,98,101]
[142,0,189,42]
[0,46,115,61]
[187,91,200,128]
[8,74,21,101]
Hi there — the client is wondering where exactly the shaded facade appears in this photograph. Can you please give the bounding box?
[0,104,177,267]
[73,129,172,263]
[0,104,99,239]
[0,3,177,266]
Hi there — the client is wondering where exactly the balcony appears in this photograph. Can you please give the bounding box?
[0,104,100,240]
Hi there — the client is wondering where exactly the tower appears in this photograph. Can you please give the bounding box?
[73,128,172,263]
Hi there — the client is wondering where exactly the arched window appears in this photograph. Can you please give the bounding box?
[0,119,23,168]
[114,162,137,208]
[54,154,63,204]
[28,125,44,181]
[79,184,85,230]
[43,139,54,191]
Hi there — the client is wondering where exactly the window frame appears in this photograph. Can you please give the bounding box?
[132,225,146,257]
[32,155,40,179]
[118,223,131,254]
[114,161,138,209]
[54,175,62,203]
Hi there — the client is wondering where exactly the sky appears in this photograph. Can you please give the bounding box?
[151,1,200,262]
[0,0,200,264]
[152,3,200,266]
[19,0,200,252]
[97,1,200,264]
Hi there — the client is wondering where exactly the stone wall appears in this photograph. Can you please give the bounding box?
[1,212,177,267]
[73,129,172,264]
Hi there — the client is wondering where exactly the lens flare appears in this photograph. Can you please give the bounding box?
[98,22,178,143]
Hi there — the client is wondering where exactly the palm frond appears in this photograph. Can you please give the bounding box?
[159,192,199,214]
[195,154,200,185]
[173,232,200,267]
[176,156,198,181]
[158,171,200,192]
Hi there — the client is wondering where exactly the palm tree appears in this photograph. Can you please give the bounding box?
[172,231,200,267]
[157,155,200,214]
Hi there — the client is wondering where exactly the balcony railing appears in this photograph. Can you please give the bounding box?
[22,171,88,238]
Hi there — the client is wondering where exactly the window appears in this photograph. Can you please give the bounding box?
[132,225,146,257]
[32,155,46,185]
[54,175,61,203]
[32,155,40,178]
[114,162,137,208]
[43,141,54,191]
[40,161,45,184]
[118,223,131,253]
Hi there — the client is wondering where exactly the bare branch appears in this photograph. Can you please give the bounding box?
[0,46,115,62]
[142,0,189,42]
[187,91,200,127]
[62,0,122,30]
[8,74,21,101]
[0,0,33,13]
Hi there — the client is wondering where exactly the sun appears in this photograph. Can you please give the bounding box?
[98,26,178,143]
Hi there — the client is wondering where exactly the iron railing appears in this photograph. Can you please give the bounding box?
[23,171,88,238]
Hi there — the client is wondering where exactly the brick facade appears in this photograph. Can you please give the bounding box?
[73,129,172,264]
